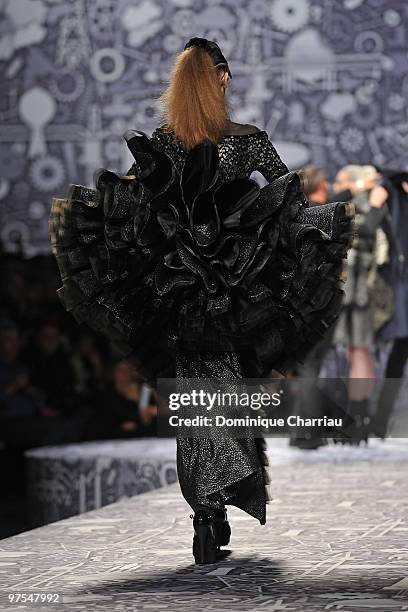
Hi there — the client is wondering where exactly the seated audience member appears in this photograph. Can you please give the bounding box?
[0,321,42,419]
[71,331,108,402]
[20,322,77,417]
[88,359,150,440]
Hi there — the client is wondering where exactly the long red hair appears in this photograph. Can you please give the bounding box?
[158,46,230,150]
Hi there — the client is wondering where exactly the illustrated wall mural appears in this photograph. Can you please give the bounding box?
[0,0,407,256]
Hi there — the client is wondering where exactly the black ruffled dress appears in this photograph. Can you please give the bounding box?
[49,125,354,524]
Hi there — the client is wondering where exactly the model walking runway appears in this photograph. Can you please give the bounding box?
[49,37,354,564]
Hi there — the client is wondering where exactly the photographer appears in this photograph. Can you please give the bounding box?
[360,171,408,438]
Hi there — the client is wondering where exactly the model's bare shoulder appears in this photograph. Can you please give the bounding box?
[223,121,261,136]
[242,123,262,134]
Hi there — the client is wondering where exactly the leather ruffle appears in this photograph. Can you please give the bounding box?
[49,130,354,385]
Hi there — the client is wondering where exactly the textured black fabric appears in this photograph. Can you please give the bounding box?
[49,126,354,524]
[175,348,270,524]
[49,126,354,387]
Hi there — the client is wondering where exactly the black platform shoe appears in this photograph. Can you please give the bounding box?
[191,508,218,565]
[213,508,231,547]
[333,399,371,446]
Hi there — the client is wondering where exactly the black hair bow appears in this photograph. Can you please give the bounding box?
[184,37,232,78]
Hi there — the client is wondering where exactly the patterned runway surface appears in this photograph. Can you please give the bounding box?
[1,439,408,611]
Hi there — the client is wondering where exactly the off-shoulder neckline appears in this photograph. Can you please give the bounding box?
[154,126,268,144]
[219,130,268,141]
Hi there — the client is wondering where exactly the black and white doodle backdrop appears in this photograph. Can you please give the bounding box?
[0,0,406,256]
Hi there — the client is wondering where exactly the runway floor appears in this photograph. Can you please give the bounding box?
[1,438,408,611]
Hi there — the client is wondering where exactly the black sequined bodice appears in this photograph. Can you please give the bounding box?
[145,125,289,184]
